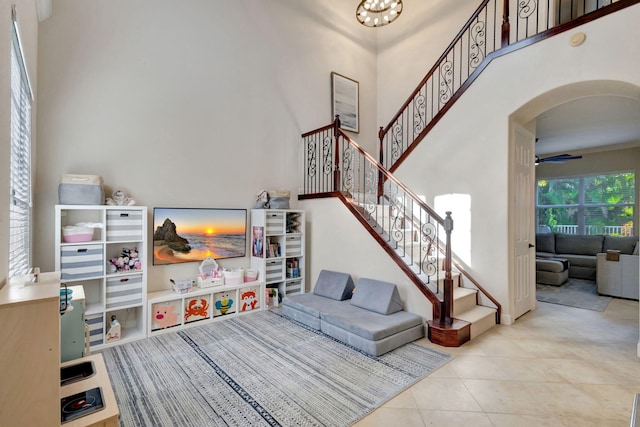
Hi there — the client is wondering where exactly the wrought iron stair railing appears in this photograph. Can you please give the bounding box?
[380,0,639,172]
[301,118,460,324]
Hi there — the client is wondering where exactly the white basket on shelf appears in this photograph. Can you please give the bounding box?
[222,268,244,285]
[197,275,224,288]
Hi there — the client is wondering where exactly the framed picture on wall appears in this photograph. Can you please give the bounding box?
[331,72,359,133]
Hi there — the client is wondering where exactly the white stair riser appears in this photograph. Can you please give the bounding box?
[470,312,496,339]
[454,291,477,316]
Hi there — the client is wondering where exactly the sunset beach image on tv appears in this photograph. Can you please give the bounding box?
[153,208,247,265]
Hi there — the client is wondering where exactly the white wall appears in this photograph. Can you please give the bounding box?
[397,6,640,322]
[35,0,378,291]
[0,0,39,288]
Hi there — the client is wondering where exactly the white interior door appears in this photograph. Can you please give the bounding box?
[512,123,536,319]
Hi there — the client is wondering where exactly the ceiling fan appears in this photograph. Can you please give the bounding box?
[534,153,583,165]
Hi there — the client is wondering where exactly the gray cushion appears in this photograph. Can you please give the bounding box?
[320,306,423,341]
[312,270,355,301]
[350,278,403,315]
[282,293,350,319]
[555,234,603,256]
[535,259,566,273]
[536,233,556,254]
[557,254,597,268]
[320,320,424,357]
[603,236,638,255]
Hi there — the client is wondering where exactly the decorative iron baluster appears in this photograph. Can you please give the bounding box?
[391,121,403,163]
[306,139,317,179]
[342,142,354,193]
[439,61,454,106]
[420,221,438,278]
[469,20,486,68]
[413,93,426,136]
[322,135,332,178]
[389,193,406,249]
[518,0,537,18]
[364,165,378,222]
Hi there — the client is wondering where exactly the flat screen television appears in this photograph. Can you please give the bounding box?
[153,207,247,265]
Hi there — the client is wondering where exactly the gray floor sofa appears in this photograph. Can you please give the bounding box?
[282,270,424,356]
[536,233,638,280]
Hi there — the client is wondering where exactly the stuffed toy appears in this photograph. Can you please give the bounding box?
[253,190,269,209]
[106,189,136,206]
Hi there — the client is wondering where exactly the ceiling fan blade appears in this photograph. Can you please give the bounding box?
[535,154,583,164]
[538,154,582,163]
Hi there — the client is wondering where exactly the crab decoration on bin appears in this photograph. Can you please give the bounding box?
[109,247,141,273]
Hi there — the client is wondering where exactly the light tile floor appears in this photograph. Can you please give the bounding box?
[355,298,640,427]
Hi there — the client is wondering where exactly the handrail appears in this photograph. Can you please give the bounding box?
[381,0,494,135]
[379,0,639,172]
[336,128,445,225]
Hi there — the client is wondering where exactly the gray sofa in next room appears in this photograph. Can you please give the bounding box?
[281,270,424,357]
[536,233,639,280]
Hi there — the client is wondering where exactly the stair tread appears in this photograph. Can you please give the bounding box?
[456,305,496,323]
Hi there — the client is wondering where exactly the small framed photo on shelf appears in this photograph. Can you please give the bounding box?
[331,72,359,133]
[265,287,279,309]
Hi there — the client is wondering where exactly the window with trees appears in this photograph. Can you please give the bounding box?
[537,172,635,236]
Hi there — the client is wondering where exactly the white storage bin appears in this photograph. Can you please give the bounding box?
[197,276,224,288]
[60,244,104,280]
[285,235,302,257]
[106,210,144,241]
[265,259,283,282]
[244,269,259,282]
[265,212,285,234]
[85,314,104,347]
[106,275,143,309]
[222,268,244,285]
[62,225,94,243]
[286,279,303,296]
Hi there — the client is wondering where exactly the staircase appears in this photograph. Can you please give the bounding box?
[299,0,638,346]
[365,199,497,341]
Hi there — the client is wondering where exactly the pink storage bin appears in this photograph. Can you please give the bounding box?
[244,269,258,282]
[222,269,244,285]
[62,225,94,243]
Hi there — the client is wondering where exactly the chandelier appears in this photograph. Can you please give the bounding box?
[356,0,403,28]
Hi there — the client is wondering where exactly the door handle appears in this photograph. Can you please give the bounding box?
[529,243,535,248]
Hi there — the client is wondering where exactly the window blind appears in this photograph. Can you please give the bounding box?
[8,7,33,278]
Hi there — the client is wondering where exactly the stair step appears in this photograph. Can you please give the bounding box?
[453,287,477,316]
[456,305,496,339]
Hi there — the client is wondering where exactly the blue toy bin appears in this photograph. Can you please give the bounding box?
[60,287,73,311]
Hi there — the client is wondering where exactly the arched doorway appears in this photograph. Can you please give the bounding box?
[509,80,640,321]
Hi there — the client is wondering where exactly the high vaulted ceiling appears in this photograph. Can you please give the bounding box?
[535,95,640,156]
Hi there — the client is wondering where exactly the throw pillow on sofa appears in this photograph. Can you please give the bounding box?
[536,233,555,254]
[603,235,639,255]
[555,234,603,256]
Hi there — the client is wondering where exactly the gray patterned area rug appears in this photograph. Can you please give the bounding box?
[100,310,451,426]
[536,278,612,311]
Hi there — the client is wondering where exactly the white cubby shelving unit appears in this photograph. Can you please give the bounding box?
[250,209,305,303]
[55,205,148,350]
[147,281,265,337]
